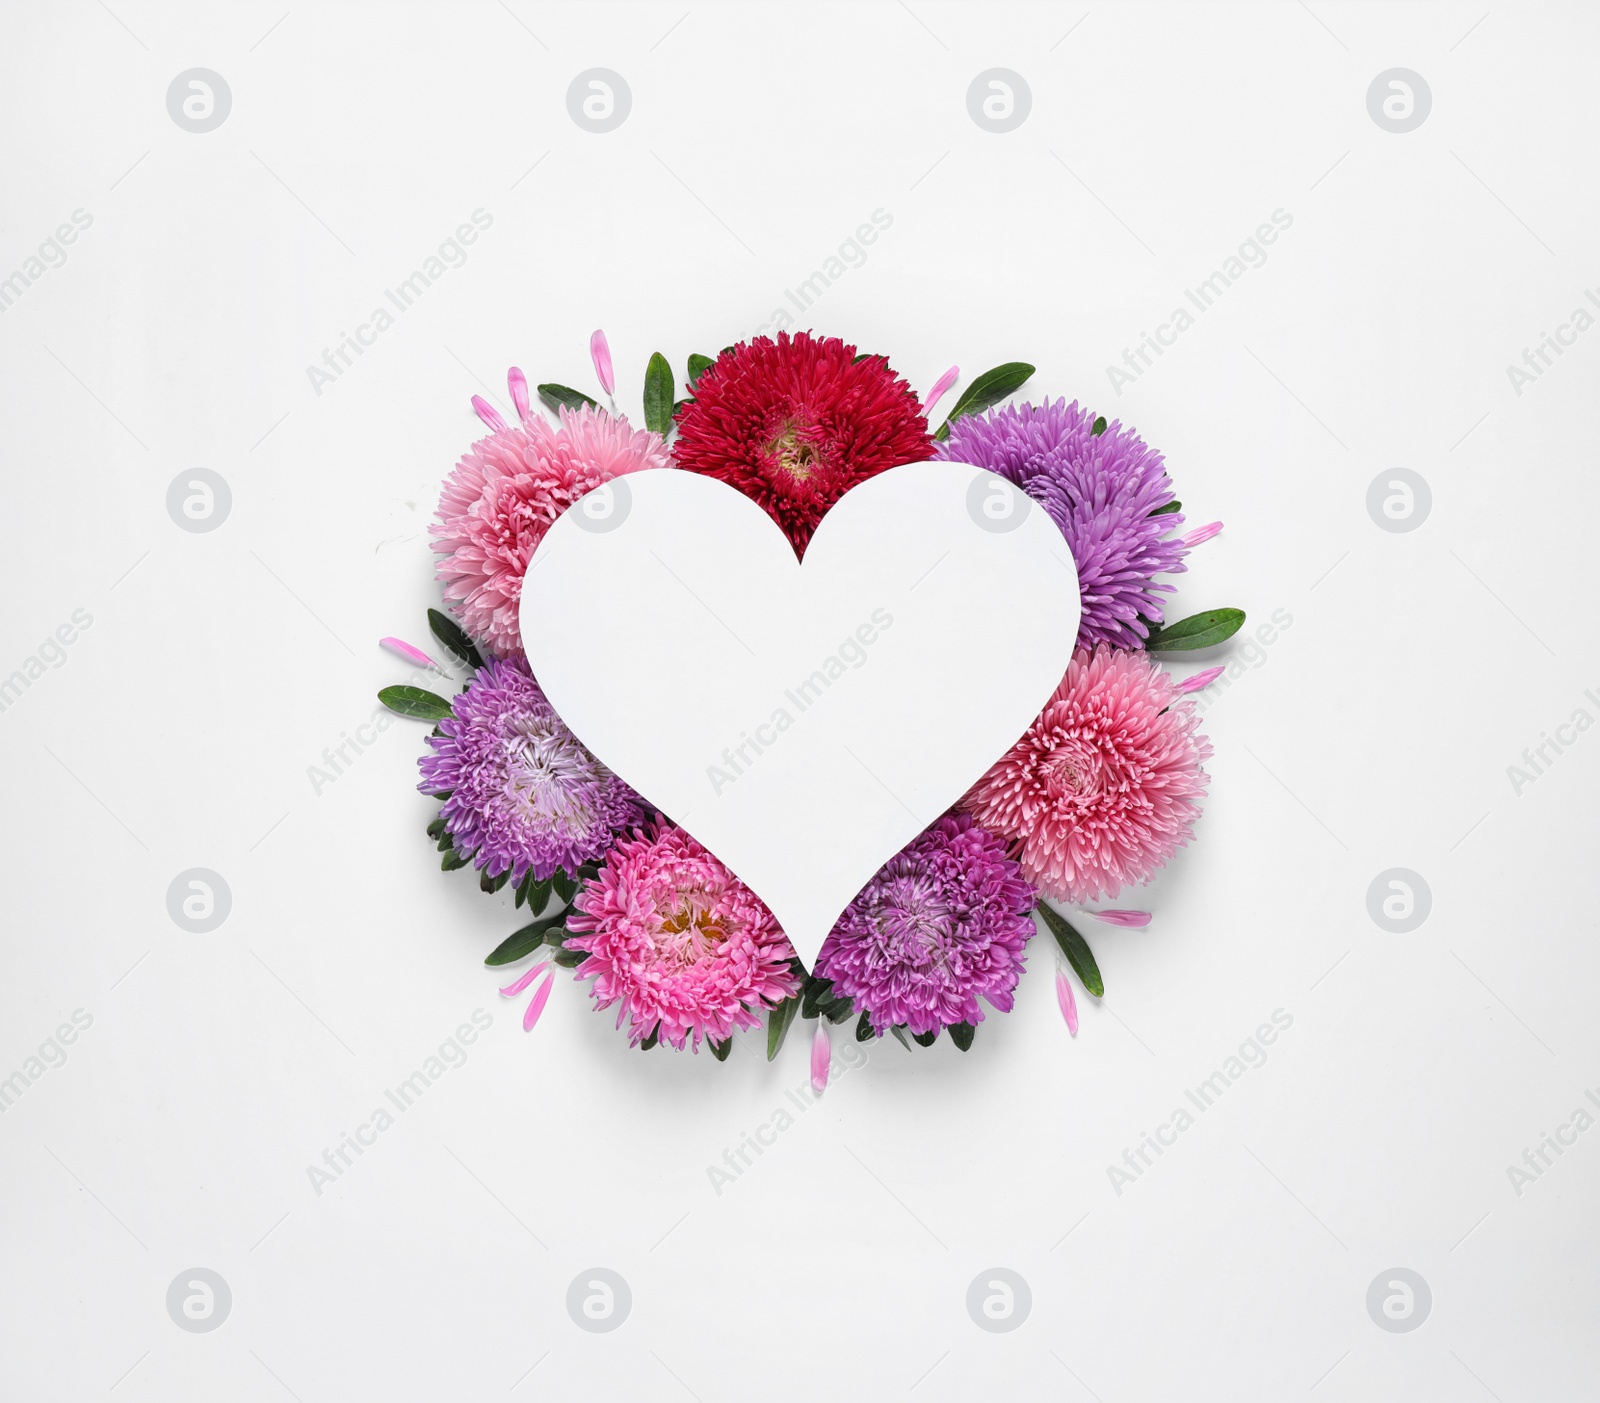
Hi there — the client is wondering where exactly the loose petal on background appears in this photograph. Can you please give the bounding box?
[810,1021,831,1093]
[498,961,550,998]
[508,366,531,423]
[471,395,507,432]
[590,330,615,396]
[1055,969,1079,1036]
[924,365,959,416]
[1177,666,1225,694]
[379,637,438,669]
[522,971,556,1032]
[1181,521,1223,547]
[1090,910,1152,928]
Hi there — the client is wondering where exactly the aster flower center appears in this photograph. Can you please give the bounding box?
[872,877,955,972]
[503,720,599,823]
[764,419,822,482]
[654,888,731,966]
[1041,738,1110,804]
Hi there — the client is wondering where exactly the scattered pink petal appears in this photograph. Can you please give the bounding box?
[522,971,556,1032]
[379,636,438,669]
[810,1021,831,1094]
[471,395,507,432]
[590,329,615,396]
[1090,909,1152,928]
[507,366,531,424]
[1055,969,1079,1036]
[1181,520,1223,547]
[498,960,550,998]
[924,365,959,416]
[1177,666,1225,694]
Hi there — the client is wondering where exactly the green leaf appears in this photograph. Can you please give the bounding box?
[824,997,855,1025]
[643,352,674,436]
[686,353,715,388]
[426,607,483,670]
[911,1028,940,1047]
[767,996,800,1060]
[436,831,454,853]
[378,685,454,721]
[889,1025,912,1051]
[525,876,554,917]
[551,947,587,968]
[933,361,1035,440]
[639,1028,660,1051]
[484,914,565,966]
[949,1021,975,1052]
[479,868,509,895]
[1035,902,1104,997]
[1091,415,1108,436]
[710,1036,732,1061]
[426,817,446,840]
[441,849,470,872]
[855,1012,875,1042]
[550,869,577,904]
[1145,608,1247,652]
[537,382,598,413]
[1149,500,1182,516]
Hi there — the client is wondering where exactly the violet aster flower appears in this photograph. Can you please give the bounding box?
[814,814,1037,1037]
[419,657,644,885]
[938,399,1188,649]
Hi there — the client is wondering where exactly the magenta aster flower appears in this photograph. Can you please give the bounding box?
[813,814,1037,1037]
[937,399,1188,649]
[432,372,671,657]
[565,822,800,1050]
[961,645,1212,903]
[418,657,644,885]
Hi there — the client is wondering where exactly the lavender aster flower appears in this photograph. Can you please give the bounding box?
[814,814,1036,1036]
[419,657,643,884]
[938,399,1188,649]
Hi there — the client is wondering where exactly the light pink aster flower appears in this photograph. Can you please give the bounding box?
[431,368,671,656]
[564,821,801,1051]
[961,646,1212,903]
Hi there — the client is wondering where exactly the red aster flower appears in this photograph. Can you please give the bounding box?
[672,331,934,555]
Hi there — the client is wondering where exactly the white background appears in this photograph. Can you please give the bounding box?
[2,1,1597,1399]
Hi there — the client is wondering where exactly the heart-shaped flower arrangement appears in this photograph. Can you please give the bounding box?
[379,332,1243,1083]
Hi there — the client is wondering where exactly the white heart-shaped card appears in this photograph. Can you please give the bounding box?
[519,460,1080,966]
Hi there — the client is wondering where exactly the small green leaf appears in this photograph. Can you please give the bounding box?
[1149,500,1182,516]
[550,869,577,904]
[426,817,446,839]
[537,382,598,413]
[378,685,454,721]
[425,607,482,670]
[551,947,587,968]
[484,914,565,966]
[436,831,454,853]
[949,1022,975,1052]
[855,1012,875,1042]
[479,868,509,895]
[911,1028,940,1047]
[687,353,714,388]
[824,996,855,1025]
[1035,903,1104,997]
[441,850,470,872]
[643,352,675,435]
[639,1028,660,1051]
[525,876,554,917]
[934,361,1035,440]
[719,345,736,356]
[710,1036,732,1061]
[767,996,800,1060]
[1145,608,1247,652]
[888,1025,912,1051]
[1091,415,1108,436]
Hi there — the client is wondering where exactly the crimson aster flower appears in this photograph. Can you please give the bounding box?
[961,645,1212,903]
[672,331,934,555]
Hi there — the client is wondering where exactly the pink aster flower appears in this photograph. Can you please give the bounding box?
[431,368,671,657]
[961,646,1212,903]
[564,821,801,1051]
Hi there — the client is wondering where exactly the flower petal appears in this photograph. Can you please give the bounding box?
[498,960,550,998]
[810,1021,831,1094]
[379,636,439,669]
[1181,520,1223,548]
[472,395,507,432]
[1090,909,1152,928]
[590,329,615,396]
[522,971,556,1032]
[507,366,531,423]
[1055,969,1079,1036]
[924,365,959,416]
[1176,666,1225,694]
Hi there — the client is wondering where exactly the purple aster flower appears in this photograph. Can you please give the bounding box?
[814,814,1037,1037]
[938,398,1188,649]
[419,656,644,885]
